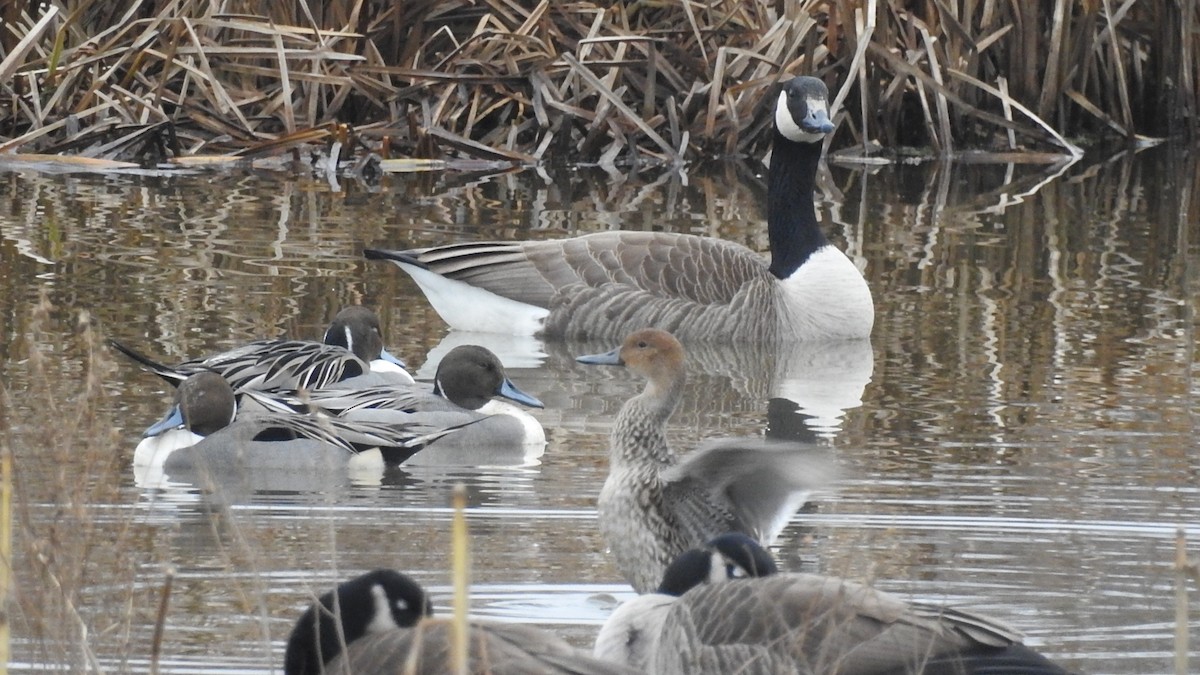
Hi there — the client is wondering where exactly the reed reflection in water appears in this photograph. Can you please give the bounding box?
[0,145,1196,674]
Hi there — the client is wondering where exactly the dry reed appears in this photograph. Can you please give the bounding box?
[1177,528,1199,675]
[0,292,144,671]
[0,1,1195,168]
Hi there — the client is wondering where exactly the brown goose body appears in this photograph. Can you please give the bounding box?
[595,535,1075,675]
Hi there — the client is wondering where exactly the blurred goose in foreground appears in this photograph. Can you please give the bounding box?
[111,305,413,392]
[576,329,835,593]
[366,76,872,343]
[595,533,1074,675]
[284,569,638,675]
[134,372,469,485]
[264,345,547,465]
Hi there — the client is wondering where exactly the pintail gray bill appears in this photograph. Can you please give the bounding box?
[365,75,873,343]
[110,305,413,392]
[576,328,835,593]
[284,569,638,675]
[595,533,1076,675]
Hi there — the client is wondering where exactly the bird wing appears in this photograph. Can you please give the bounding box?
[110,338,369,391]
[398,231,771,309]
[659,575,1030,674]
[660,437,837,543]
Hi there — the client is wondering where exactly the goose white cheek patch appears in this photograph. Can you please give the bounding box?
[367,584,401,633]
[775,92,827,143]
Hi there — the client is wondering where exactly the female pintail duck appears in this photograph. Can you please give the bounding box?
[284,569,638,675]
[134,372,470,485]
[111,305,413,392]
[576,329,835,593]
[595,533,1075,675]
[262,345,546,465]
[365,76,873,343]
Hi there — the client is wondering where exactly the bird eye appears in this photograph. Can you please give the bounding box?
[637,341,648,348]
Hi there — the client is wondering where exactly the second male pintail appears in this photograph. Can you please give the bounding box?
[262,345,547,465]
[576,328,835,593]
[284,569,638,675]
[134,372,472,484]
[365,75,873,343]
[595,534,1076,675]
[111,305,413,392]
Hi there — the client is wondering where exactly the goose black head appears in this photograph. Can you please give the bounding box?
[284,569,433,675]
[775,76,835,143]
[657,533,779,597]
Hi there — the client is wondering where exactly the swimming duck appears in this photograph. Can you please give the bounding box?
[595,533,1074,675]
[111,305,413,392]
[134,372,468,481]
[266,345,547,465]
[283,569,638,675]
[576,328,835,593]
[365,76,872,343]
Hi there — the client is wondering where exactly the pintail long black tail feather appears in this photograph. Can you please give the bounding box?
[363,247,429,270]
[108,339,186,387]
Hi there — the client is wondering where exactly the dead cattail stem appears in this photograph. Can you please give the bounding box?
[149,568,175,675]
[1175,528,1196,675]
[0,431,11,673]
[450,483,469,675]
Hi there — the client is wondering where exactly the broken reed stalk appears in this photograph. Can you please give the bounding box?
[451,483,469,675]
[1176,527,1198,675]
[0,432,10,674]
[149,568,175,675]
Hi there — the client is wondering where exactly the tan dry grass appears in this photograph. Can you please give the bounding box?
[0,293,143,670]
[2,1,1197,166]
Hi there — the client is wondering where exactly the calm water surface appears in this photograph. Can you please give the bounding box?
[0,147,1197,674]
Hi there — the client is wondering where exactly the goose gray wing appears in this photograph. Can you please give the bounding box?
[656,574,1032,675]
[393,231,770,308]
[333,619,639,675]
[659,438,836,544]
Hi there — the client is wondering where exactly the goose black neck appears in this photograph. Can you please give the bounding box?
[767,132,828,279]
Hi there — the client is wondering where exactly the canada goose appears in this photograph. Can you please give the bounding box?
[265,345,547,465]
[283,569,639,675]
[596,533,1075,675]
[111,305,413,392]
[134,372,470,480]
[365,76,873,343]
[576,329,835,592]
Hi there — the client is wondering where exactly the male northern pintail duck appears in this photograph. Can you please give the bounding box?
[262,345,546,465]
[134,372,469,483]
[595,533,1075,675]
[576,329,835,593]
[284,569,638,675]
[111,305,413,392]
[365,76,873,343]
